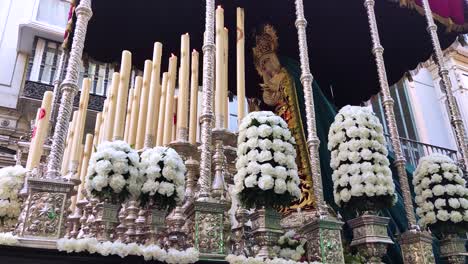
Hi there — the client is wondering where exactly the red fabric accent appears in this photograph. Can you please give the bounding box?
[415,0,465,25]
[31,127,37,139]
[38,108,46,120]
[173,114,177,125]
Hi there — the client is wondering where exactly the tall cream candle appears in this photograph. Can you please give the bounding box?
[113,51,132,141]
[156,72,168,146]
[136,60,153,149]
[26,91,53,170]
[215,6,224,128]
[77,134,93,201]
[128,76,142,147]
[189,50,199,145]
[103,72,120,141]
[146,43,163,148]
[69,144,83,212]
[123,88,134,142]
[70,78,91,180]
[99,99,109,144]
[172,95,178,142]
[62,111,78,174]
[236,7,246,124]
[163,55,178,145]
[223,27,229,129]
[93,112,102,151]
[176,34,190,141]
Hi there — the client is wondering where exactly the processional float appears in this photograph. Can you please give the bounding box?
[0,0,468,263]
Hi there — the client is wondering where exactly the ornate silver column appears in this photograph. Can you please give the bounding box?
[46,0,92,179]
[49,49,68,136]
[197,0,215,201]
[364,1,435,263]
[421,0,468,170]
[185,0,227,259]
[294,0,324,212]
[16,0,92,247]
[294,1,345,263]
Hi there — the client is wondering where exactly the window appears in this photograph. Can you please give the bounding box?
[27,37,116,96]
[28,38,61,85]
[371,80,419,141]
[36,0,71,28]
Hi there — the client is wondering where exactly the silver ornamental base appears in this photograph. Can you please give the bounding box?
[148,207,167,245]
[95,201,120,242]
[186,200,228,260]
[299,215,345,263]
[439,234,467,264]
[250,207,283,259]
[399,230,435,264]
[347,214,394,264]
[18,178,75,244]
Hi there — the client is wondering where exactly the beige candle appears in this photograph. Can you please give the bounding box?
[62,111,78,174]
[176,34,190,141]
[128,76,142,147]
[172,95,178,141]
[223,27,229,129]
[215,6,224,128]
[77,134,93,201]
[163,55,178,145]
[113,51,132,141]
[124,88,134,142]
[189,50,199,145]
[236,7,246,124]
[93,112,102,151]
[69,144,83,213]
[103,72,120,141]
[136,60,153,149]
[156,72,168,146]
[146,43,163,148]
[70,78,91,180]
[26,91,53,170]
[99,99,109,144]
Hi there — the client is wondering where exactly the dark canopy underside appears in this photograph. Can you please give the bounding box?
[83,0,462,107]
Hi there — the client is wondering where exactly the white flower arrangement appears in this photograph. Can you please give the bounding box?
[273,230,307,261]
[0,232,18,246]
[328,105,396,212]
[56,238,199,263]
[139,147,186,210]
[413,153,468,235]
[85,140,142,203]
[235,111,300,209]
[226,254,320,264]
[0,165,26,227]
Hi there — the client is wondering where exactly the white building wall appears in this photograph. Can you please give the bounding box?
[0,0,36,109]
[407,68,458,150]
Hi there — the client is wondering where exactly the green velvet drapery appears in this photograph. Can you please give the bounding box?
[280,56,440,263]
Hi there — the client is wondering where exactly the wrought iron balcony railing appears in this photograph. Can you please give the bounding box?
[384,134,458,169]
[22,80,105,111]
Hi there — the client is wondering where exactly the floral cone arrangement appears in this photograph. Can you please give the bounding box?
[413,153,468,236]
[328,105,396,213]
[234,111,300,209]
[85,140,142,203]
[0,165,26,231]
[140,146,186,211]
[273,231,306,261]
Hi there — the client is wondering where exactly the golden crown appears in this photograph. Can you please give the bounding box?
[253,24,279,69]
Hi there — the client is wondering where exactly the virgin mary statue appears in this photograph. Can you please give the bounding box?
[252,24,336,213]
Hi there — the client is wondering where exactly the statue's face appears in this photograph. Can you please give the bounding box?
[259,53,281,80]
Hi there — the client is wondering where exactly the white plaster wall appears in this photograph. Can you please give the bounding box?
[0,0,36,109]
[407,68,458,150]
